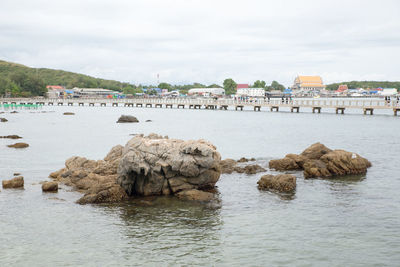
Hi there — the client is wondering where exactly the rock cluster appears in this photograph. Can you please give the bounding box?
[117,115,139,123]
[7,143,29,148]
[2,176,24,189]
[117,134,221,197]
[257,174,296,193]
[49,144,128,204]
[269,143,371,178]
[49,134,221,204]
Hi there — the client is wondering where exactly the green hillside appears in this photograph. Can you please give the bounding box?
[326,81,400,90]
[0,60,138,97]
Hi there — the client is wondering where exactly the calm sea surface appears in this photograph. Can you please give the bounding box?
[1,105,399,266]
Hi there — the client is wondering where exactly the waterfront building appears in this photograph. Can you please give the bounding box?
[236,84,249,91]
[379,88,398,96]
[46,85,65,98]
[73,87,120,98]
[236,88,265,97]
[292,76,326,95]
[188,88,225,97]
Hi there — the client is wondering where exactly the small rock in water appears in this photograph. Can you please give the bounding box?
[7,142,29,148]
[0,118,8,122]
[117,115,139,123]
[13,173,21,176]
[257,174,296,193]
[145,120,152,122]
[0,135,22,139]
[10,111,18,114]
[42,181,58,192]
[63,112,75,115]
[2,176,24,189]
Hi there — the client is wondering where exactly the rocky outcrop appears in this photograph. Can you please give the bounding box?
[63,112,75,115]
[0,135,22,139]
[7,143,29,148]
[49,134,221,204]
[269,143,371,178]
[257,174,296,193]
[234,164,266,174]
[49,144,128,204]
[117,115,139,123]
[2,176,24,189]
[0,118,8,122]
[117,134,221,196]
[42,181,58,192]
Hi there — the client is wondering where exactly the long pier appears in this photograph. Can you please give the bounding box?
[2,97,400,116]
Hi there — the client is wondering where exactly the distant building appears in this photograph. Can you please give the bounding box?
[73,88,119,97]
[379,88,398,96]
[236,88,265,97]
[337,84,348,92]
[292,76,326,93]
[188,88,225,96]
[46,85,65,90]
[236,84,249,90]
[46,85,65,98]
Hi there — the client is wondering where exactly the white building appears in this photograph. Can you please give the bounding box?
[188,88,225,96]
[379,88,398,96]
[236,88,265,97]
[73,88,119,97]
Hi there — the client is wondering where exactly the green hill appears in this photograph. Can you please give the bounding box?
[0,60,138,97]
[326,81,400,90]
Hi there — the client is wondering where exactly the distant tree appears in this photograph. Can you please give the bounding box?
[269,80,285,91]
[158,82,172,90]
[207,84,222,88]
[223,78,237,95]
[252,80,266,88]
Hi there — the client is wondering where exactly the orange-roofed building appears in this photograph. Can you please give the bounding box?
[292,76,325,92]
[46,85,65,90]
[336,84,348,92]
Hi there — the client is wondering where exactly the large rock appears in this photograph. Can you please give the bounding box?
[117,115,139,123]
[2,176,24,189]
[117,134,221,196]
[7,143,29,148]
[269,143,371,178]
[257,174,296,193]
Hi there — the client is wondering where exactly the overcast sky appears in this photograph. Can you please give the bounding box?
[0,0,399,87]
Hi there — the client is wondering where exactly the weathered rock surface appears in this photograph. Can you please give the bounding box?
[63,112,75,115]
[2,176,24,189]
[117,134,221,196]
[269,143,371,178]
[0,118,8,122]
[7,142,29,148]
[117,115,139,123]
[234,164,266,174]
[0,135,22,139]
[257,174,296,193]
[175,189,215,201]
[42,181,58,192]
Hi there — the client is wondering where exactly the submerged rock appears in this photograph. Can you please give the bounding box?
[117,115,139,123]
[42,181,58,192]
[7,142,29,148]
[234,164,266,174]
[63,112,75,115]
[257,174,296,193]
[2,176,24,189]
[117,134,221,196]
[0,135,22,139]
[269,143,371,178]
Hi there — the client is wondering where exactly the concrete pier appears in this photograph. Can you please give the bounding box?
[291,106,300,113]
[312,107,321,113]
[336,107,345,114]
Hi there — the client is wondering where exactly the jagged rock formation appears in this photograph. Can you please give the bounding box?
[269,143,371,178]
